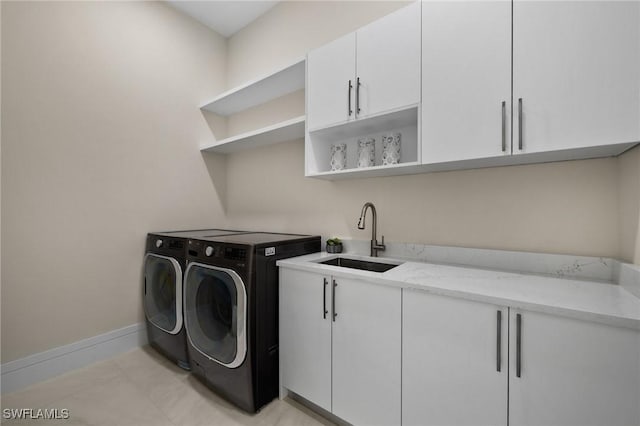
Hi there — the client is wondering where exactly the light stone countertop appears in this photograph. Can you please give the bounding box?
[277,252,640,330]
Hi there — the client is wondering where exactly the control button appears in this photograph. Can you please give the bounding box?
[155,239,163,248]
[205,246,214,257]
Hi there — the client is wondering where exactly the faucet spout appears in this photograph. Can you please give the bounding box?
[357,202,385,257]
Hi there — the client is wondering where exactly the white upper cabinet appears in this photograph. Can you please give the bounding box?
[307,33,357,131]
[422,1,511,164]
[356,1,421,120]
[307,2,421,132]
[513,1,640,154]
[421,0,639,168]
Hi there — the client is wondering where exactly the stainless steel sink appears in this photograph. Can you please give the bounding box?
[318,257,400,273]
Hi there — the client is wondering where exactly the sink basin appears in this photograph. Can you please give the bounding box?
[319,257,400,273]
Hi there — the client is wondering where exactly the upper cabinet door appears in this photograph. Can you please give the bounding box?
[307,33,356,131]
[422,1,511,164]
[356,1,421,119]
[513,1,640,154]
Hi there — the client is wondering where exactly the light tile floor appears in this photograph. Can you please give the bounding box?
[1,347,334,426]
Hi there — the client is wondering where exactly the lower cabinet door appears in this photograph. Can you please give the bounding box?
[509,310,640,426]
[403,290,508,426]
[331,277,402,426]
[279,268,332,411]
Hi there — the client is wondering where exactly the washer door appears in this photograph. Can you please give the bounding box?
[143,253,183,334]
[184,262,247,369]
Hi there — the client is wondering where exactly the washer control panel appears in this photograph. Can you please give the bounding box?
[200,244,246,261]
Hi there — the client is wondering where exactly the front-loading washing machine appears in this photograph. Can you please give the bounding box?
[143,229,250,369]
[183,232,321,412]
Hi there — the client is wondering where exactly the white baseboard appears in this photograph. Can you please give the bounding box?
[1,323,148,394]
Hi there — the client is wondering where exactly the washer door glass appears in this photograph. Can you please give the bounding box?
[144,254,182,334]
[184,263,247,368]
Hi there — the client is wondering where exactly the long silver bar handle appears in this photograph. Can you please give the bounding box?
[323,278,328,319]
[501,101,507,152]
[516,313,522,377]
[356,77,361,115]
[332,279,337,322]
[348,80,353,117]
[496,310,502,372]
[518,98,523,150]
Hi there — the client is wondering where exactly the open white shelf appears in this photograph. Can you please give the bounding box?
[201,58,305,116]
[305,105,420,178]
[201,115,305,154]
[307,161,423,180]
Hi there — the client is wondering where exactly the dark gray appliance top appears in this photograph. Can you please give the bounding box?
[198,232,318,246]
[150,229,251,239]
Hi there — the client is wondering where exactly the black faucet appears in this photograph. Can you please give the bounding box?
[357,202,386,257]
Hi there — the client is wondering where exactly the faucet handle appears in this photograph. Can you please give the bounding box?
[381,235,385,245]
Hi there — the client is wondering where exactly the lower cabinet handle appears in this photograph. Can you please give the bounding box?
[332,279,337,321]
[323,278,328,319]
[516,313,522,378]
[496,310,502,372]
[501,101,507,152]
[518,98,523,151]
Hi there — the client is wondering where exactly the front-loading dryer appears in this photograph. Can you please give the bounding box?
[184,232,321,412]
[143,229,250,369]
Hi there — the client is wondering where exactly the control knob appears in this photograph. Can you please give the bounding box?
[205,246,214,257]
[155,239,163,248]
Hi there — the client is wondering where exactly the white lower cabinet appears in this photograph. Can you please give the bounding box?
[403,290,508,426]
[403,290,640,426]
[282,268,639,425]
[279,267,402,425]
[509,309,640,426]
[280,268,332,411]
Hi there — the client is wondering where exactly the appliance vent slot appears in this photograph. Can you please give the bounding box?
[224,247,247,261]
[169,241,184,250]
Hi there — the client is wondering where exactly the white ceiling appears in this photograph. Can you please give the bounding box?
[166,1,279,38]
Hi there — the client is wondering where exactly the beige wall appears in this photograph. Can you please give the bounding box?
[226,1,408,88]
[223,0,626,260]
[226,140,621,257]
[1,1,227,362]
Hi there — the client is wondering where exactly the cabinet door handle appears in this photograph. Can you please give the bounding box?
[356,77,361,115]
[518,98,523,151]
[516,313,522,377]
[348,80,353,116]
[496,310,502,372]
[332,279,337,321]
[501,101,507,152]
[323,278,328,319]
